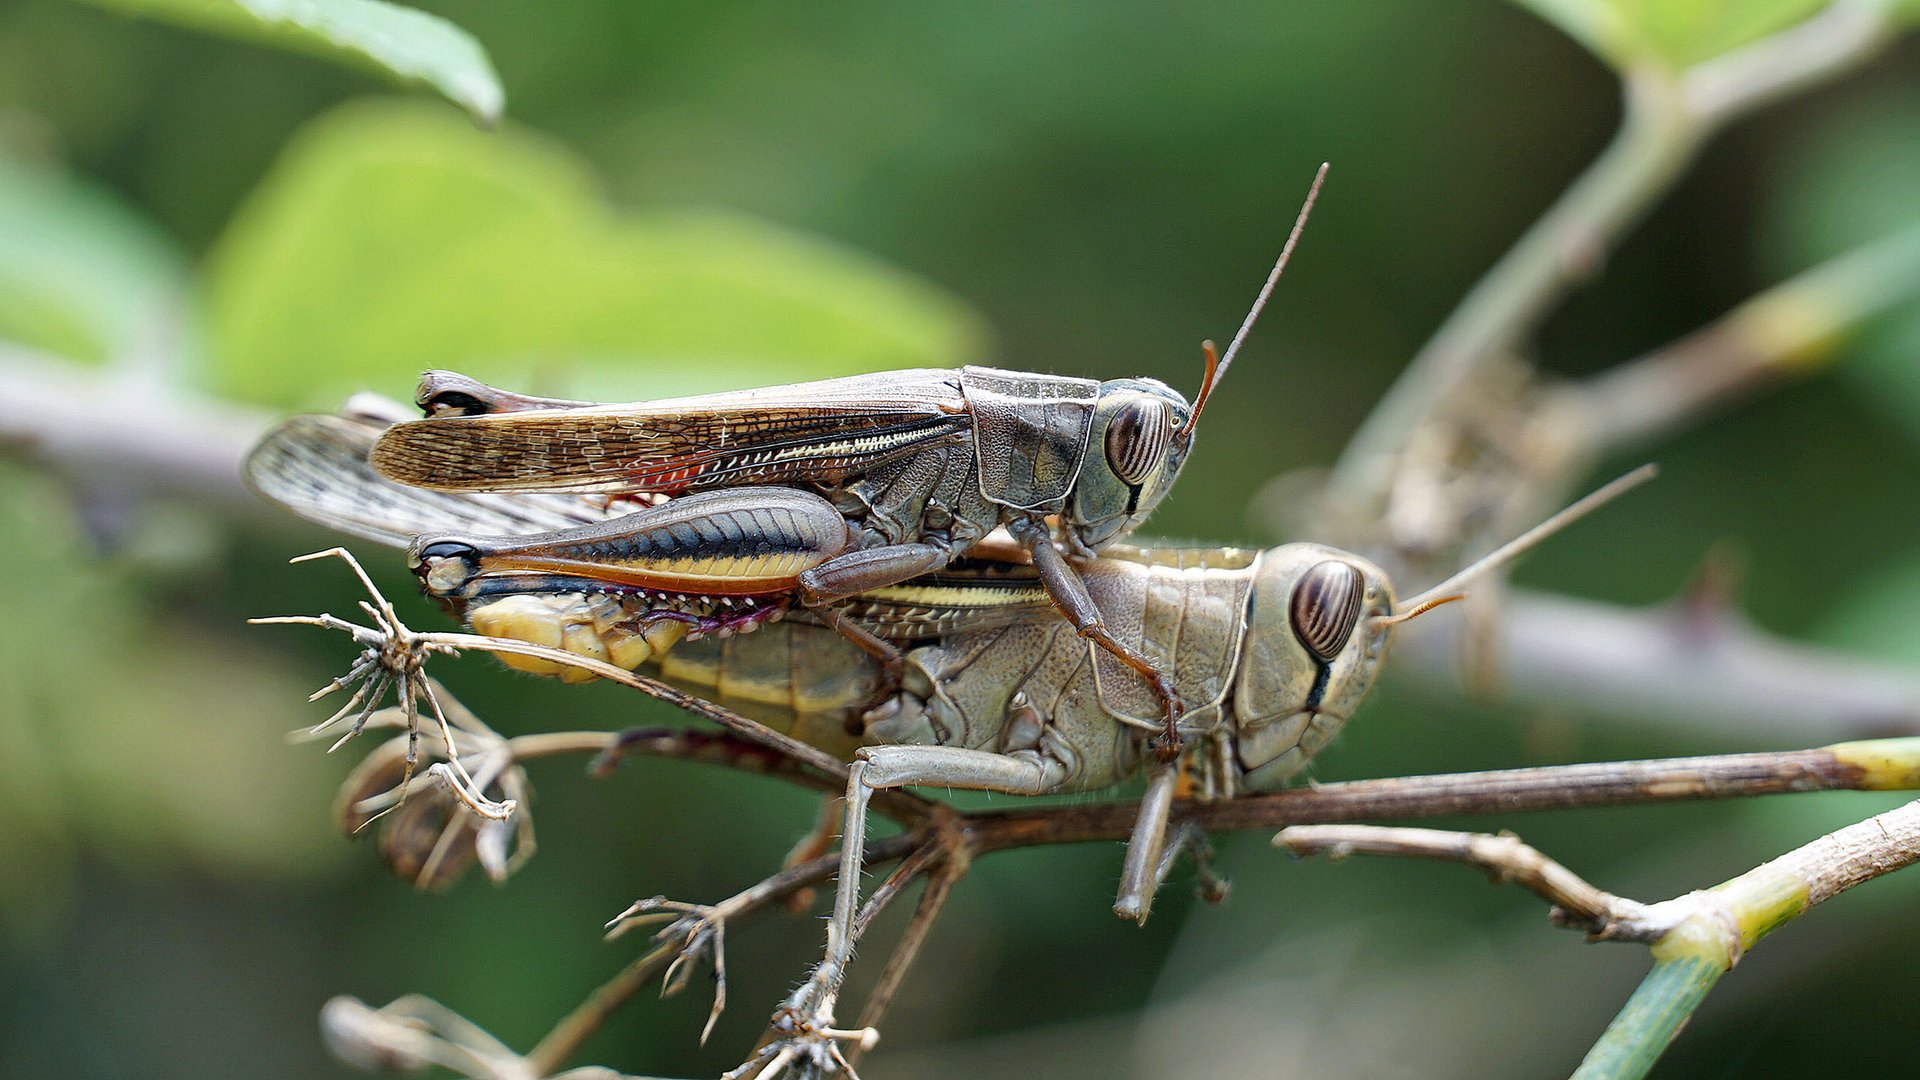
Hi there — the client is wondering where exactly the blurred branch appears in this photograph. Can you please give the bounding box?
[0,341,270,509]
[1325,1,1900,523]
[1568,223,1920,452]
[1275,790,1920,1080]
[1394,587,1920,743]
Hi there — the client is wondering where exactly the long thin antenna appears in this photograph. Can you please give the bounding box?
[1183,161,1331,437]
[1380,464,1659,624]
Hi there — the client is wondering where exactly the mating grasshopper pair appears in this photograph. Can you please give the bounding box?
[245,161,1659,1074]
[248,394,1647,1075]
[361,167,1331,757]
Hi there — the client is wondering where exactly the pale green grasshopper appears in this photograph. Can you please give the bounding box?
[247,400,1649,1074]
[359,169,1332,753]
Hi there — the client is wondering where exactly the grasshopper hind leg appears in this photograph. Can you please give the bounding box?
[752,744,1072,1078]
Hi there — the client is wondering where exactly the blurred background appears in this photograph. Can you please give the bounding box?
[3,1,1919,1077]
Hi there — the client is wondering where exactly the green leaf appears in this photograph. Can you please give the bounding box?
[0,154,187,364]
[71,0,503,124]
[1512,0,1830,70]
[204,101,988,408]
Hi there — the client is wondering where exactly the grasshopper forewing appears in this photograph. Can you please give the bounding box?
[365,167,1333,753]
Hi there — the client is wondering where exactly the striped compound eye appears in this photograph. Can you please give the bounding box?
[1290,559,1364,662]
[1103,396,1174,486]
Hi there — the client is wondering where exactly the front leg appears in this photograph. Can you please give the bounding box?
[749,744,1069,1078]
[1007,516,1186,758]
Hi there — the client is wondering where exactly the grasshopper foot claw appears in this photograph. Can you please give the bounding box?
[605,896,730,1044]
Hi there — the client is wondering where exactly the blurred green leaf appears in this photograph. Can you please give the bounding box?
[1513,0,1828,69]
[204,101,987,408]
[0,154,186,364]
[0,466,344,917]
[70,0,503,123]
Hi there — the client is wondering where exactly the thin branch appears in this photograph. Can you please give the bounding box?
[587,729,932,827]
[1274,825,1663,939]
[852,846,970,1040]
[1272,794,1920,1080]
[967,737,1920,846]
[1577,794,1920,1079]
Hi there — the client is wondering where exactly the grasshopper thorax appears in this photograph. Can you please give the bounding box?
[1068,378,1196,550]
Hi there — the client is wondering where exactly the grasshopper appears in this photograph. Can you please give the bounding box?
[362,169,1332,751]
[248,401,1651,1073]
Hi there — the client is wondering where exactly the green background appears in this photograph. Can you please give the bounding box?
[2,1,1919,1077]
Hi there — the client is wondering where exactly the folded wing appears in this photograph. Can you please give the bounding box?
[368,370,972,494]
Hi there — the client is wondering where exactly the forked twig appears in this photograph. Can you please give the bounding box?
[1274,796,1920,1080]
[1276,825,1665,940]
[253,548,511,823]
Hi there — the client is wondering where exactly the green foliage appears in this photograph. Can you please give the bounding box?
[1763,87,1920,443]
[1514,0,1828,69]
[0,154,185,364]
[204,101,986,408]
[0,466,343,922]
[69,0,503,122]
[2,0,1919,1075]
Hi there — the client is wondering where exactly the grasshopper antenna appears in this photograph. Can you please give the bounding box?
[1376,464,1660,626]
[1183,161,1330,438]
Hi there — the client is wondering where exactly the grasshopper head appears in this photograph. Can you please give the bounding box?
[1231,544,1396,790]
[1068,378,1195,549]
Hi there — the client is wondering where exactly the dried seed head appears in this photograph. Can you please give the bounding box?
[333,711,533,890]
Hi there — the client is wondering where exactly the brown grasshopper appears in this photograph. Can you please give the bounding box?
[248,402,1650,1074]
[361,168,1332,751]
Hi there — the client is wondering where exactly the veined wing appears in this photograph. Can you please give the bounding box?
[368,369,972,494]
[245,411,628,548]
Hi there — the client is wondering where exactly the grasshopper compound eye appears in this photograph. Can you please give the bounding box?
[1103,395,1175,486]
[1290,559,1365,662]
[410,539,483,595]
